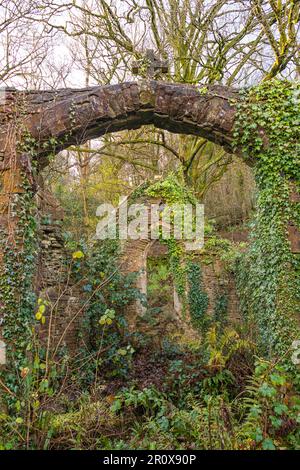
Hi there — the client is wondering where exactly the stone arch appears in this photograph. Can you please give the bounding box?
[118,195,209,339]
[120,232,195,340]
[0,80,244,240]
[21,81,239,168]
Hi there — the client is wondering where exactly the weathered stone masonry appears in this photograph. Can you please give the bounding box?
[36,189,83,352]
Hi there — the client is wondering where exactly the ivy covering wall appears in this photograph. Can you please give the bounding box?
[234,79,300,372]
[0,177,37,402]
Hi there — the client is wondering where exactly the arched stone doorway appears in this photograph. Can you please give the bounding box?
[0,79,299,363]
[120,214,242,343]
[118,195,190,337]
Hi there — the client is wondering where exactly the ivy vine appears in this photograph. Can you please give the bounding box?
[0,175,37,402]
[0,98,68,403]
[187,261,209,332]
[145,171,197,312]
[233,79,300,372]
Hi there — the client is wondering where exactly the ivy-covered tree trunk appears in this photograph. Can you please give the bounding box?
[234,80,300,371]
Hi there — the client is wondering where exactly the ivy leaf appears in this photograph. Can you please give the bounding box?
[262,438,276,450]
[258,382,277,398]
[270,374,286,386]
[249,405,262,418]
[83,284,92,292]
[117,348,127,356]
[111,399,122,413]
[270,416,282,429]
[254,428,263,443]
[273,403,288,415]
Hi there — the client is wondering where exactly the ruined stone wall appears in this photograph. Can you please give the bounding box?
[34,192,242,352]
[147,241,241,324]
[196,256,241,323]
[35,189,84,353]
[118,197,159,331]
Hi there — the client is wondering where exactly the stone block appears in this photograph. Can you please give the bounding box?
[0,340,6,365]
[288,222,300,253]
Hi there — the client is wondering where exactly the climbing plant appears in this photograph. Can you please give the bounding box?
[0,103,40,402]
[0,100,75,404]
[233,79,300,373]
[213,293,229,328]
[78,239,144,381]
[145,171,198,311]
[187,261,209,332]
[0,178,37,402]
